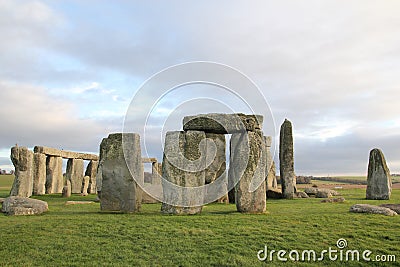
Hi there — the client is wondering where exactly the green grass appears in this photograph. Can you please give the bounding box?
[0,176,399,266]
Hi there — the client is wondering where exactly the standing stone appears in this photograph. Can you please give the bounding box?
[66,159,84,194]
[62,180,71,198]
[161,131,206,215]
[46,156,63,194]
[151,162,161,185]
[264,136,278,191]
[279,119,297,199]
[96,137,109,196]
[81,176,90,196]
[100,133,143,213]
[267,161,278,190]
[230,131,266,213]
[32,153,46,195]
[366,148,392,200]
[10,146,34,197]
[85,160,98,194]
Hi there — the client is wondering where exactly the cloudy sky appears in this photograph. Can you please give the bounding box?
[0,0,399,176]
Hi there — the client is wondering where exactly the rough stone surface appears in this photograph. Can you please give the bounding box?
[2,196,48,216]
[45,156,63,194]
[62,180,71,198]
[266,161,278,190]
[318,188,340,196]
[295,191,309,198]
[350,204,397,216]
[66,159,84,194]
[81,176,90,196]
[96,137,108,194]
[10,147,34,197]
[366,148,392,200]
[316,190,332,198]
[100,133,143,213]
[183,113,263,134]
[85,160,98,194]
[32,153,46,195]
[65,201,95,205]
[379,204,400,214]
[304,187,318,195]
[34,146,98,160]
[161,131,206,215]
[204,133,226,184]
[279,119,297,199]
[230,131,266,213]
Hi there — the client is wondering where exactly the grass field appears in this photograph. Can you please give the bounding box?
[0,175,399,266]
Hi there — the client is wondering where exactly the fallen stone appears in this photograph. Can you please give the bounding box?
[366,148,392,200]
[379,204,400,214]
[304,187,318,195]
[295,191,309,198]
[2,196,48,216]
[65,201,95,205]
[316,190,332,198]
[350,204,397,216]
[183,113,263,134]
[10,146,34,197]
[267,189,283,199]
[321,197,345,203]
[318,188,340,196]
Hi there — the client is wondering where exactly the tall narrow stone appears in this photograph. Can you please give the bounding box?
[100,133,143,213]
[85,160,98,194]
[151,162,161,185]
[66,159,84,194]
[10,146,34,197]
[264,136,277,191]
[366,148,392,200]
[32,153,46,195]
[161,131,206,215]
[46,156,63,194]
[279,119,296,199]
[230,131,266,213]
[81,176,90,196]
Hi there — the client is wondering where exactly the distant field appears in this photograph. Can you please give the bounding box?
[0,175,14,191]
[313,176,400,185]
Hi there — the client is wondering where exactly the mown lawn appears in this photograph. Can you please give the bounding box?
[0,176,399,266]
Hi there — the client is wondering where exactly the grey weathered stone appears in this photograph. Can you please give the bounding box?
[316,190,332,198]
[81,176,90,196]
[183,113,263,134]
[366,148,392,200]
[85,160,98,194]
[204,133,226,184]
[32,153,46,195]
[266,161,278,191]
[304,187,318,195]
[350,204,397,216]
[318,188,340,196]
[230,131,266,213]
[161,131,206,215]
[379,204,400,214]
[34,146,98,160]
[10,147,34,197]
[279,119,297,199]
[62,180,71,198]
[295,191,309,198]
[267,189,283,199]
[45,156,63,194]
[66,158,84,194]
[2,196,48,216]
[100,133,143,213]
[96,136,109,195]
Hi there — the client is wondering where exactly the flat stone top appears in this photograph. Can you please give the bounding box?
[183,113,263,134]
[34,146,99,161]
[142,158,157,163]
